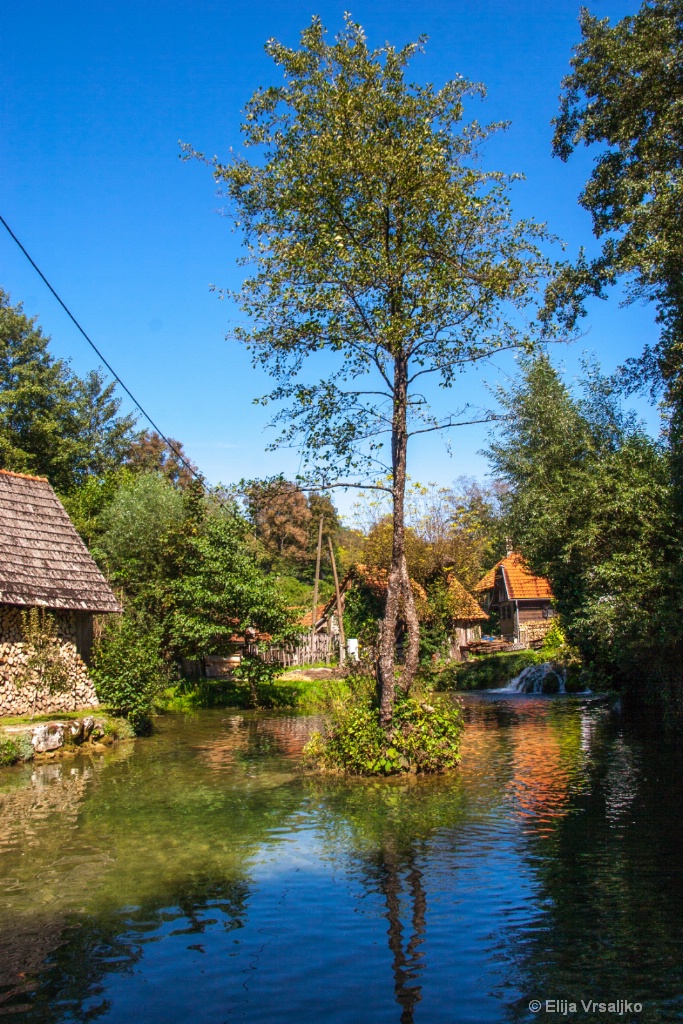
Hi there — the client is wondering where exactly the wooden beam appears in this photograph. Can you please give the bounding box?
[310,515,324,660]
[328,534,346,665]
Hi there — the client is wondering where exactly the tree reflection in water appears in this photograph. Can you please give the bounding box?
[0,702,681,1023]
[17,876,252,1023]
[382,851,427,1024]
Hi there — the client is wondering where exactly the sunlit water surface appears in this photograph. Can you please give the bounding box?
[0,695,681,1023]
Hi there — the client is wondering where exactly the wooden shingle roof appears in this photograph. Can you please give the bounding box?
[0,469,121,613]
[445,575,488,622]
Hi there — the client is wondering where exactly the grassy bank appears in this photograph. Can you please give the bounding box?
[161,668,340,713]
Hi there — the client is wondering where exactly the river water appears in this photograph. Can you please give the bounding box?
[0,694,681,1023]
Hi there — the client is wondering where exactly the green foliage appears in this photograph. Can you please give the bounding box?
[419,578,454,664]
[271,575,316,609]
[188,15,556,712]
[343,577,384,651]
[15,609,74,718]
[0,738,20,766]
[190,16,554,482]
[95,471,185,597]
[303,683,464,775]
[487,355,678,702]
[0,733,35,766]
[435,651,542,691]
[61,469,132,549]
[232,652,282,707]
[549,2,683,385]
[12,732,35,762]
[170,497,301,659]
[0,290,136,491]
[91,614,167,733]
[102,717,136,741]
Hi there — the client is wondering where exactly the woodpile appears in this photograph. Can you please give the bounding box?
[0,607,98,716]
[519,621,553,645]
[461,639,527,656]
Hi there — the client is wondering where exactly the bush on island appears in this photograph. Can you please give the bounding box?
[303,682,464,775]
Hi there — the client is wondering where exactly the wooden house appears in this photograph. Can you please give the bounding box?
[475,551,554,646]
[0,469,121,715]
[443,575,488,659]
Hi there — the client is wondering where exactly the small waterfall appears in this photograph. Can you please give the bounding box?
[503,661,566,694]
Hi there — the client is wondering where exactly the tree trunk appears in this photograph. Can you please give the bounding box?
[378,356,420,726]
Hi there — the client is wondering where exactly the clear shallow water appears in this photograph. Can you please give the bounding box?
[0,695,681,1024]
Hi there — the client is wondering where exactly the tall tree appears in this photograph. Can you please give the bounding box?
[189,18,554,724]
[125,430,200,489]
[549,0,683,490]
[240,476,312,565]
[0,289,136,491]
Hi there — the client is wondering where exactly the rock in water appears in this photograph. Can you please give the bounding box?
[69,720,84,743]
[31,723,65,753]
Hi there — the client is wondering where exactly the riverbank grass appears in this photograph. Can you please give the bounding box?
[162,666,346,712]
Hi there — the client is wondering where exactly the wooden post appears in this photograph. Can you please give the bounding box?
[328,534,346,666]
[310,515,324,662]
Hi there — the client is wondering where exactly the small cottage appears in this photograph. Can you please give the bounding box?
[0,469,121,715]
[475,551,554,646]
[443,575,488,659]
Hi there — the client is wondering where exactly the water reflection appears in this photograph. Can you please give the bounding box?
[0,699,680,1022]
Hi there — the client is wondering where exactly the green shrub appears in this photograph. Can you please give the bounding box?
[102,717,136,741]
[91,614,167,734]
[0,738,21,766]
[12,733,35,762]
[303,684,464,775]
[232,653,282,707]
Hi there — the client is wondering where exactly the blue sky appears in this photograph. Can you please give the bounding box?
[1,0,657,515]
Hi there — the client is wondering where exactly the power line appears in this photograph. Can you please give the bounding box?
[0,214,206,488]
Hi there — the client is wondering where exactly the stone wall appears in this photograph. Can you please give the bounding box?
[0,606,99,716]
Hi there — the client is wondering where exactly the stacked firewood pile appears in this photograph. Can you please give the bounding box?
[460,638,527,657]
[0,607,98,716]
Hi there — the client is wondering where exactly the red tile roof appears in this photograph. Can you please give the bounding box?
[475,553,553,602]
[0,468,48,482]
[299,604,327,628]
[474,566,497,592]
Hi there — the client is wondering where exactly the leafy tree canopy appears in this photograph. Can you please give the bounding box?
[549,0,683,412]
[240,476,313,565]
[91,471,298,661]
[0,289,136,492]
[125,429,201,489]
[187,16,556,723]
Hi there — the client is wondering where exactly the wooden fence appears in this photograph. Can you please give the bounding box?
[245,633,334,667]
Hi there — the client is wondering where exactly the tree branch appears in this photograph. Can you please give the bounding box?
[407,414,502,437]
